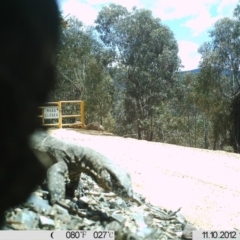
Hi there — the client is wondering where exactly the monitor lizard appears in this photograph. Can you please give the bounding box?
[30,130,133,204]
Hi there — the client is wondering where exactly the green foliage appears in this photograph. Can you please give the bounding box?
[195,7,240,150]
[51,16,114,125]
[51,3,240,152]
[95,4,181,139]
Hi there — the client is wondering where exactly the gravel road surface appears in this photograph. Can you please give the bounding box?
[49,129,240,230]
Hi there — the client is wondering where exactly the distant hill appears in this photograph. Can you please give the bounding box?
[180,68,236,77]
[179,68,239,90]
[180,68,201,75]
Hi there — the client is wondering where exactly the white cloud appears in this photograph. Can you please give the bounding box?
[182,9,222,36]
[153,0,219,20]
[152,0,239,36]
[59,0,144,26]
[58,0,239,70]
[217,0,239,16]
[178,41,201,70]
[59,0,240,29]
[85,0,143,11]
[61,0,98,26]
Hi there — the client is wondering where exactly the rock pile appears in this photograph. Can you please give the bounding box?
[3,173,196,239]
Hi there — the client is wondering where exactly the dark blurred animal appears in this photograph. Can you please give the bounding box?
[86,122,104,131]
[0,0,59,227]
[230,92,240,153]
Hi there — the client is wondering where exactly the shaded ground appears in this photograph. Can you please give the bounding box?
[49,128,240,230]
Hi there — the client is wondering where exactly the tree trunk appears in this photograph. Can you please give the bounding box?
[137,118,143,140]
[203,118,209,149]
[194,109,197,147]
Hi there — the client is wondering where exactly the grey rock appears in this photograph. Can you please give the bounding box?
[143,212,153,226]
[82,218,95,226]
[132,209,147,228]
[15,209,39,230]
[98,194,106,202]
[80,196,90,204]
[55,213,71,225]
[136,227,156,238]
[105,220,121,231]
[67,218,84,230]
[111,213,125,223]
[182,223,197,239]
[39,216,55,229]
[176,212,187,225]
[116,198,128,208]
[3,171,196,239]
[109,200,117,209]
[51,204,70,216]
[176,231,184,238]
[109,198,127,209]
[25,194,51,214]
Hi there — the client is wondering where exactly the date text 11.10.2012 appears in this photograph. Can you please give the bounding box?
[193,231,239,240]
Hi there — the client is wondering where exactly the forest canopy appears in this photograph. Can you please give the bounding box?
[51,3,240,152]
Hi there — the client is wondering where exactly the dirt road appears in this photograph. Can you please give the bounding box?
[49,129,240,230]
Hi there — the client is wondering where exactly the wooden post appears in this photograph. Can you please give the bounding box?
[58,101,62,128]
[81,101,85,129]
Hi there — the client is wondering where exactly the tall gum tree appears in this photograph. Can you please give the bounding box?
[197,2,240,150]
[53,17,114,124]
[95,4,181,140]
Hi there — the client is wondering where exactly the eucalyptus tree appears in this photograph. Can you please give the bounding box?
[52,17,114,124]
[95,4,181,140]
[196,11,240,149]
[230,1,240,151]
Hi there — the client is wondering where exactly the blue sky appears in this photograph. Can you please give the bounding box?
[57,0,239,71]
